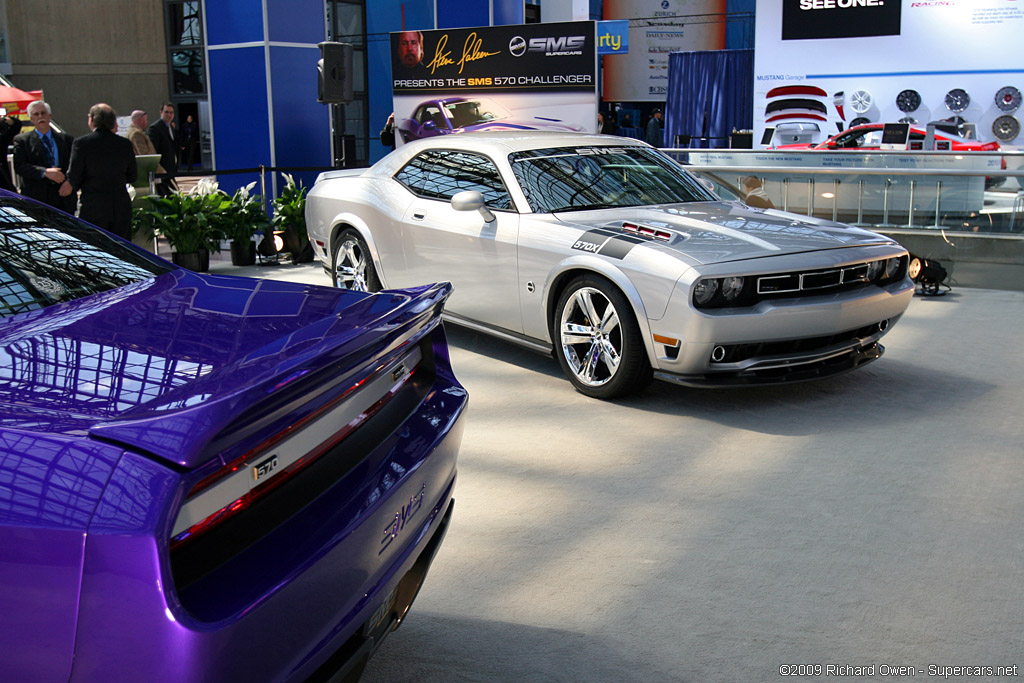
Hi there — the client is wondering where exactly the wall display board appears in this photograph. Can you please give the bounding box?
[754,0,1024,147]
[602,0,726,102]
[390,22,598,147]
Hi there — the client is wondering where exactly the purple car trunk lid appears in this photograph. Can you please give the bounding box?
[0,266,451,469]
[88,279,452,470]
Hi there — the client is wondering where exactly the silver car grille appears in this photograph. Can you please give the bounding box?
[757,263,870,295]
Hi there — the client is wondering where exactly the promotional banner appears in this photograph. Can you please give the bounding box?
[754,0,1024,146]
[390,22,598,146]
[602,0,727,102]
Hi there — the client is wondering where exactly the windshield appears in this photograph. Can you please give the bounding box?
[0,198,173,319]
[509,145,717,213]
[443,98,509,128]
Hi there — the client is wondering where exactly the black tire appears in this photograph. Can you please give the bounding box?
[552,275,652,399]
[331,229,381,292]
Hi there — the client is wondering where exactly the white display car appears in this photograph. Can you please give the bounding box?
[306,132,914,399]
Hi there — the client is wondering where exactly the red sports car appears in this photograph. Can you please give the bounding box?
[775,122,1005,188]
[775,122,1001,153]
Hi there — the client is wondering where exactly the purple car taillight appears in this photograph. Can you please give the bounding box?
[170,346,423,550]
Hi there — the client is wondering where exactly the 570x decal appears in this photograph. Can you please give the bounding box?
[570,228,647,260]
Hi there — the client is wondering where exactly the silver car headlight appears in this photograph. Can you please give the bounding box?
[884,257,901,279]
[693,279,718,306]
[866,259,884,281]
[721,276,745,301]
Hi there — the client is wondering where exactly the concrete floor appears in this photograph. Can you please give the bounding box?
[213,260,1024,682]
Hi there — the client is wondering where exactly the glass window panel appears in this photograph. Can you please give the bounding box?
[352,49,366,92]
[332,3,364,45]
[168,1,203,47]
[172,49,206,95]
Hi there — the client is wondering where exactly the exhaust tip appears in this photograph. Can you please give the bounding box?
[711,345,727,363]
[878,319,889,332]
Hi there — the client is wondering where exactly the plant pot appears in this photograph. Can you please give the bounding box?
[172,251,202,271]
[230,240,256,266]
[292,240,314,263]
[171,249,210,272]
[282,228,314,263]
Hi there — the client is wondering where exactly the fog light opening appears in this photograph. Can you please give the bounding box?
[711,345,727,363]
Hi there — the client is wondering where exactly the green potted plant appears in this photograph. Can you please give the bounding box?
[272,173,312,263]
[222,181,271,266]
[143,179,231,271]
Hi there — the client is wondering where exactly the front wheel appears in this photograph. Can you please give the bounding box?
[553,275,652,399]
[331,229,380,292]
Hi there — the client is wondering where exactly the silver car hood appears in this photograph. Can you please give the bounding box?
[554,201,895,266]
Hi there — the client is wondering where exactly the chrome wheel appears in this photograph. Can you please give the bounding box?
[553,276,651,399]
[331,230,380,292]
[559,286,622,388]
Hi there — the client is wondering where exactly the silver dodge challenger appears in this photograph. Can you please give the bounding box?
[306,132,914,399]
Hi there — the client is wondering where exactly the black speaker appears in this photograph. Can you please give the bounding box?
[318,42,353,104]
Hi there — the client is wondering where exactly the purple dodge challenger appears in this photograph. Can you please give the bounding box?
[0,194,467,681]
[396,96,583,143]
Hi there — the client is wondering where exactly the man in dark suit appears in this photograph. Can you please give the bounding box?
[67,103,137,240]
[12,100,77,213]
[147,101,178,195]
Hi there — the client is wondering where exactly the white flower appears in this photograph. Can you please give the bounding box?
[235,181,258,204]
[190,177,221,196]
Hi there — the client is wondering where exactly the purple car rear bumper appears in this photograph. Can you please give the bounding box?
[69,375,465,682]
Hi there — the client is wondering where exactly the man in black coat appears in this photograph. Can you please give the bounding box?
[147,101,178,195]
[12,100,77,213]
[0,113,26,192]
[67,103,137,240]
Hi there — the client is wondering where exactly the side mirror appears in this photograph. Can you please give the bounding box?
[422,121,437,130]
[825,141,837,149]
[695,176,715,193]
[451,190,495,223]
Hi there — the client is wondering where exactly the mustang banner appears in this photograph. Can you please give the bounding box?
[390,21,598,146]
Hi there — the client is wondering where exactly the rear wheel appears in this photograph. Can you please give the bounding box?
[553,275,652,399]
[331,229,380,292]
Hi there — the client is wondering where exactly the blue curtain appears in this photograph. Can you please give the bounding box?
[665,49,753,148]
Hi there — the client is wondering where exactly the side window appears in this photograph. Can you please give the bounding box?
[418,106,440,124]
[862,130,883,147]
[394,150,514,210]
[831,131,857,148]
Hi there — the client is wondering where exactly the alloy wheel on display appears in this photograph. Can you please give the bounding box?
[944,88,970,113]
[849,90,873,114]
[992,115,1020,142]
[559,286,622,389]
[896,89,921,113]
[995,86,1022,112]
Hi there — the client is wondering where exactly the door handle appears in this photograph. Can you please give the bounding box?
[412,212,425,220]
